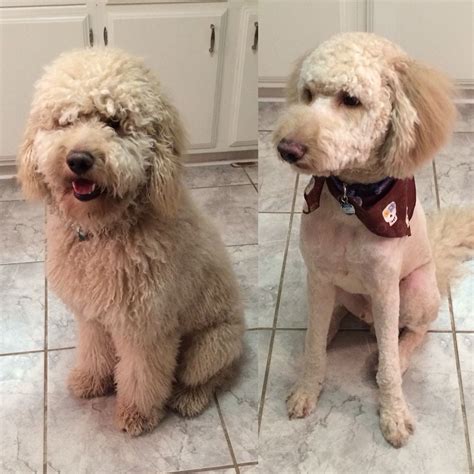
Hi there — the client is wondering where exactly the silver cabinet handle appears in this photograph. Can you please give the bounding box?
[209,24,215,53]
[252,22,258,51]
[103,27,108,46]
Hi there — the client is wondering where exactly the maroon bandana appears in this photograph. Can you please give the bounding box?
[303,176,416,238]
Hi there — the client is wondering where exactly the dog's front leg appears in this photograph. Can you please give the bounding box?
[113,331,179,436]
[372,286,414,448]
[68,318,116,398]
[287,274,335,418]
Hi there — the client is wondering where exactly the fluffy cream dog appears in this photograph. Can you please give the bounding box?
[17,48,245,436]
[274,32,473,447]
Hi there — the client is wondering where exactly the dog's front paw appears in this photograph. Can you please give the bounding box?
[286,385,318,419]
[115,401,163,436]
[68,367,114,399]
[379,406,415,448]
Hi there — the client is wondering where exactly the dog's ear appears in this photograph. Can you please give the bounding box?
[286,51,311,104]
[147,95,186,218]
[381,59,456,178]
[17,116,47,199]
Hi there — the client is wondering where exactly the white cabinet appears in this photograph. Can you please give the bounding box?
[370,0,474,86]
[105,3,227,150]
[228,5,257,147]
[0,6,90,158]
[258,0,474,89]
[0,0,257,170]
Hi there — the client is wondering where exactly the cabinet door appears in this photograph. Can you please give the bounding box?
[0,6,90,158]
[105,3,227,150]
[228,5,257,148]
[370,0,473,84]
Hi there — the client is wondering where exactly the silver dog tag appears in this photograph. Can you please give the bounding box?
[340,183,355,215]
[341,201,355,215]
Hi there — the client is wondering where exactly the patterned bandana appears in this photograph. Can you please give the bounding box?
[303,176,416,238]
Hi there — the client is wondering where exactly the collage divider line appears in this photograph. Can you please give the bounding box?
[42,268,49,474]
[257,173,300,432]
[214,394,240,474]
[433,154,473,472]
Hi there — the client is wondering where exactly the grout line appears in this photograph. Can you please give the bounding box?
[0,348,45,357]
[242,167,258,193]
[0,260,45,267]
[214,394,240,474]
[432,159,442,211]
[0,346,76,358]
[42,275,49,474]
[257,174,300,432]
[190,183,254,191]
[48,346,76,352]
[225,243,258,249]
[0,198,25,203]
[189,182,253,191]
[448,288,473,472]
[258,211,302,215]
[167,464,236,473]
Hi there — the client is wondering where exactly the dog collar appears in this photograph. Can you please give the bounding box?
[303,175,416,238]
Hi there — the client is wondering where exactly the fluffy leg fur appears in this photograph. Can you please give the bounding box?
[68,318,116,398]
[169,365,234,418]
[176,320,244,388]
[113,331,180,436]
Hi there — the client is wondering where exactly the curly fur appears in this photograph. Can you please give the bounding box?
[276,32,473,448]
[17,48,245,436]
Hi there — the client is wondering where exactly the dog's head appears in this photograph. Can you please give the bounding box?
[17,48,185,229]
[274,32,456,182]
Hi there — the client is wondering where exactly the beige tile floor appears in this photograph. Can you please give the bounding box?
[0,163,258,473]
[258,100,473,473]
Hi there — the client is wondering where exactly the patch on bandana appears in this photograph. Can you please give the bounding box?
[382,201,398,226]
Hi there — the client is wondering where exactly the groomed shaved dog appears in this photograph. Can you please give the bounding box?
[274,32,473,447]
[18,48,244,436]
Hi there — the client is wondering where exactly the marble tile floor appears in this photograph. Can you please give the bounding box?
[0,163,258,474]
[257,101,473,473]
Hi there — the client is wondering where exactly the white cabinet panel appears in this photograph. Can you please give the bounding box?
[371,0,474,83]
[259,0,342,84]
[0,7,90,157]
[229,6,257,147]
[105,3,228,149]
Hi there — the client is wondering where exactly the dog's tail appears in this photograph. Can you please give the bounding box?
[428,209,474,297]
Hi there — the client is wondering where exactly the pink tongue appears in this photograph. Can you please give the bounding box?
[72,180,95,195]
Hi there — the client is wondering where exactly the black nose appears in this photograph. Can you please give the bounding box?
[277,139,307,163]
[66,151,94,175]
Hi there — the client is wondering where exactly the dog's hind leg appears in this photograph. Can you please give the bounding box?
[398,261,440,373]
[68,318,116,398]
[327,305,346,346]
[169,365,235,418]
[177,319,244,387]
[170,319,244,417]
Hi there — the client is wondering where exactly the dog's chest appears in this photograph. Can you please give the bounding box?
[299,195,398,293]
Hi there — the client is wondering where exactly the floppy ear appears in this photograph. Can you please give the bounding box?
[17,116,47,200]
[286,51,311,104]
[147,96,186,218]
[381,59,456,178]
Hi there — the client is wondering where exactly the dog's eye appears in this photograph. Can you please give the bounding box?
[302,87,313,103]
[105,117,121,130]
[341,92,361,107]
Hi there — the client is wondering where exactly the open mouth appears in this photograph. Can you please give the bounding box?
[71,179,102,201]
